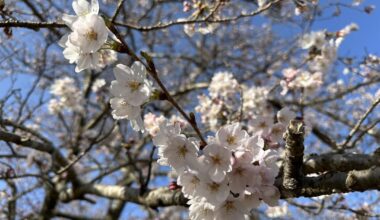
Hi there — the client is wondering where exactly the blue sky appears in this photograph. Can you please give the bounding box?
[316,0,380,55]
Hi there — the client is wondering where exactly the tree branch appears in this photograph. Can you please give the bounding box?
[283,119,305,190]
[303,150,380,174]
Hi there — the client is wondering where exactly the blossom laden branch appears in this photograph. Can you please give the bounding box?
[0,0,280,33]
[141,51,207,147]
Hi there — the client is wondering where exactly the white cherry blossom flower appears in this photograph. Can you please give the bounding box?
[110,62,152,106]
[214,196,246,220]
[178,171,202,198]
[69,14,108,53]
[216,123,248,151]
[248,115,274,136]
[240,193,261,211]
[209,71,240,98]
[157,135,198,173]
[188,199,215,220]
[152,119,181,148]
[109,62,153,132]
[242,135,265,156]
[62,0,99,28]
[269,122,286,143]
[109,97,144,131]
[60,34,100,72]
[59,0,112,72]
[198,177,230,205]
[203,142,232,183]
[228,162,252,194]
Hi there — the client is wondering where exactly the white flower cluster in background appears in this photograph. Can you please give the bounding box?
[196,72,240,131]
[280,67,323,96]
[144,113,188,137]
[281,23,358,96]
[196,72,297,148]
[59,0,116,72]
[48,76,83,114]
[110,61,153,132]
[152,121,281,220]
[248,107,296,146]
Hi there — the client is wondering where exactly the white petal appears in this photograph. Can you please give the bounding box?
[73,0,90,16]
[58,33,69,47]
[209,167,225,183]
[90,0,99,14]
[62,14,76,28]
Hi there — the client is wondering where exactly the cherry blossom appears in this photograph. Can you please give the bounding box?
[203,142,233,183]
[157,135,198,173]
[109,97,143,131]
[153,120,281,219]
[48,76,83,113]
[110,62,152,106]
[59,0,111,72]
[216,123,248,151]
[109,62,153,132]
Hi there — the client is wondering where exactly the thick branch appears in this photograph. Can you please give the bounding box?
[85,184,187,208]
[279,166,380,198]
[303,151,380,174]
[69,164,380,207]
[283,119,305,190]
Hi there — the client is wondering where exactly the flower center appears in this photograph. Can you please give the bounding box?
[234,166,244,176]
[178,145,188,158]
[86,29,98,41]
[226,135,236,145]
[208,182,220,192]
[211,155,222,165]
[271,127,282,134]
[128,81,142,91]
[191,176,200,185]
[259,121,267,128]
[223,201,235,212]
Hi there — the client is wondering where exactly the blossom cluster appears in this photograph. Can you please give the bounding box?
[152,120,281,220]
[59,0,116,72]
[196,72,297,148]
[196,72,240,131]
[109,62,153,132]
[280,67,323,96]
[281,23,358,96]
[48,76,83,114]
[144,113,188,137]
